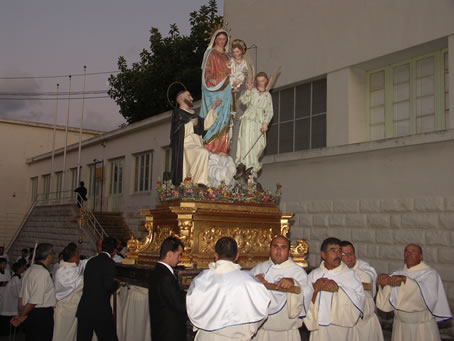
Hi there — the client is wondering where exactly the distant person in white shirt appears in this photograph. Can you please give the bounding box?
[16,248,29,264]
[12,243,56,341]
[0,262,26,336]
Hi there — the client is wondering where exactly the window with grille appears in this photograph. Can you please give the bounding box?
[55,171,63,199]
[110,158,124,195]
[42,174,50,200]
[70,168,78,192]
[134,151,153,192]
[31,177,38,202]
[368,49,448,140]
[265,78,327,155]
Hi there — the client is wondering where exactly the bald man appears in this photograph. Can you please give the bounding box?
[170,90,220,187]
[376,244,452,341]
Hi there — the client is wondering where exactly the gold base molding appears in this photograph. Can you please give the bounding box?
[126,199,308,268]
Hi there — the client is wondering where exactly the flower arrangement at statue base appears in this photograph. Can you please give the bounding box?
[156,178,282,205]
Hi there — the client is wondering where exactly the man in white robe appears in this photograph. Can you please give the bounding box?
[340,240,383,341]
[251,236,312,341]
[187,237,271,340]
[376,243,452,341]
[304,237,365,341]
[53,243,88,341]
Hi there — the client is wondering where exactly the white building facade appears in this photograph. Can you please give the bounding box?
[25,112,173,240]
[21,0,454,316]
[225,0,454,313]
[0,119,100,246]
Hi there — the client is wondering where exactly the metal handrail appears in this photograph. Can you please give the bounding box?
[76,193,108,240]
[6,190,108,252]
[36,190,78,206]
[6,195,40,252]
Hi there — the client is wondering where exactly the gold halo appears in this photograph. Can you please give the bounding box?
[167,81,187,107]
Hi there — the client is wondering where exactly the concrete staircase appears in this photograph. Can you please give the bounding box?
[8,204,98,261]
[93,212,132,243]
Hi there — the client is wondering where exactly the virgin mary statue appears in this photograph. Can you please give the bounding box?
[199,29,232,154]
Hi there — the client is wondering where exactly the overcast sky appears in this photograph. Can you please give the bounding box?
[0,0,224,131]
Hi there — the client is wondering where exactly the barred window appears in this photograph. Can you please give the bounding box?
[266,78,327,155]
[134,151,153,192]
[70,167,78,192]
[110,158,124,195]
[31,177,38,202]
[55,171,63,199]
[42,174,50,200]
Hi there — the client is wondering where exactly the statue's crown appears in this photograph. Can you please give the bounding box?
[204,18,231,42]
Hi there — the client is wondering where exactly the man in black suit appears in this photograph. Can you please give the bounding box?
[149,236,187,341]
[76,237,119,341]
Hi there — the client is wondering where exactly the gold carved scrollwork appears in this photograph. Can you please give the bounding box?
[125,215,154,260]
[290,239,309,268]
[198,227,273,254]
[149,226,177,252]
[279,213,293,238]
[178,219,194,253]
[280,223,290,237]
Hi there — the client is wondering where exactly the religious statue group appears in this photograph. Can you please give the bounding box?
[170,28,274,189]
[160,28,453,341]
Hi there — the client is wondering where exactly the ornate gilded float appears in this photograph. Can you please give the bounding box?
[125,197,308,268]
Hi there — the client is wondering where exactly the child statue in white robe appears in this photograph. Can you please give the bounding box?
[235,72,273,177]
[229,39,249,93]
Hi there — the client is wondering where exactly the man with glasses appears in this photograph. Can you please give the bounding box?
[304,237,365,341]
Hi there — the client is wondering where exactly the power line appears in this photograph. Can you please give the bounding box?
[0,71,119,80]
[0,96,111,101]
[0,90,108,96]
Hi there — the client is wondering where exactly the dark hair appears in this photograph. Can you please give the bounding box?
[159,237,184,260]
[62,242,78,262]
[12,262,23,273]
[340,240,355,253]
[17,258,27,267]
[215,237,238,261]
[102,237,117,254]
[35,243,54,261]
[320,237,341,253]
[175,90,188,102]
[80,181,85,186]
[0,258,6,264]
[270,236,290,250]
[215,31,228,40]
[21,248,28,254]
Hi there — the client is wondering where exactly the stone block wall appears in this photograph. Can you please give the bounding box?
[285,195,454,311]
